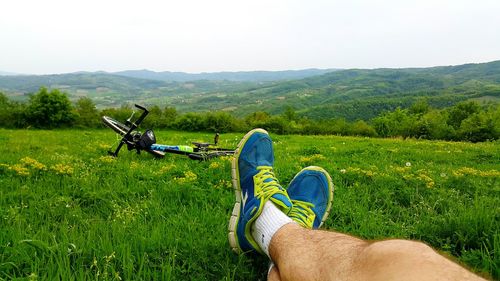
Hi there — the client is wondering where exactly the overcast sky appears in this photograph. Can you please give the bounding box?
[1,0,499,74]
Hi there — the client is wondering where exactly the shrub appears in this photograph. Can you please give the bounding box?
[25,88,76,128]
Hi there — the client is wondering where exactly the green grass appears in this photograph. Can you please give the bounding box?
[0,129,499,280]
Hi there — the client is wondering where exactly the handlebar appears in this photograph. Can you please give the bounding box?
[135,104,148,112]
[108,104,149,157]
[133,104,149,127]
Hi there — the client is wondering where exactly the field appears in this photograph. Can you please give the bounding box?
[0,129,499,280]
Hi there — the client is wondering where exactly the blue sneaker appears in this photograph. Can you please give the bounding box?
[267,166,334,276]
[287,166,334,229]
[228,129,292,254]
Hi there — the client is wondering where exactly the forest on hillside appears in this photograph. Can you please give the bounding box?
[1,61,499,121]
[1,88,499,142]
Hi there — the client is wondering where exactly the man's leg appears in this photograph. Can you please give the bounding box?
[269,223,487,281]
[229,129,486,281]
[268,265,281,281]
[266,166,334,281]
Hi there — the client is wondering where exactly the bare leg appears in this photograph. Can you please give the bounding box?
[269,223,487,281]
[268,265,281,281]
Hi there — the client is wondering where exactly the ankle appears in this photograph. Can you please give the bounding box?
[268,223,305,261]
[251,201,293,257]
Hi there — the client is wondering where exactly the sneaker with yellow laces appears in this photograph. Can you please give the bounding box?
[267,166,334,276]
[287,166,334,229]
[228,129,293,254]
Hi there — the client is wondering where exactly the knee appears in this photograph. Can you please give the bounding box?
[376,239,433,253]
[361,239,436,264]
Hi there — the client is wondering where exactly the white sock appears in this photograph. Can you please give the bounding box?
[251,201,293,258]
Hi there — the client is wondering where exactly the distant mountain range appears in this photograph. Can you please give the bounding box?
[0,68,336,82]
[1,61,499,120]
[114,69,336,82]
[0,68,337,108]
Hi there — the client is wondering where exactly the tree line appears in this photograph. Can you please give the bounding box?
[1,88,499,142]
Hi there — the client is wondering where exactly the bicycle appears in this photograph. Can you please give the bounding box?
[101,104,235,160]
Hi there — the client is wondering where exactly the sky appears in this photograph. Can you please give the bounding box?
[1,0,500,74]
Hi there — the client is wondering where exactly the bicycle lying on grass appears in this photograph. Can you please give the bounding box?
[102,104,235,160]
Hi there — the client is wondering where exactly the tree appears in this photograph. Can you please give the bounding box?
[420,110,455,140]
[0,93,12,127]
[447,101,481,129]
[373,108,416,138]
[25,88,76,128]
[100,105,133,124]
[458,111,496,142]
[261,116,289,134]
[142,105,163,129]
[175,113,205,131]
[245,111,271,128]
[204,112,236,133]
[74,97,99,128]
[350,120,377,137]
[409,98,430,115]
[282,105,297,121]
[491,104,500,139]
[162,106,178,128]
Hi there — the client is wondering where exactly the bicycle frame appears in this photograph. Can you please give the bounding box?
[104,104,234,160]
[108,104,152,157]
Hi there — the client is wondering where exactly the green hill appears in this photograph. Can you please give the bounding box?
[0,73,266,108]
[1,61,499,119]
[171,61,500,120]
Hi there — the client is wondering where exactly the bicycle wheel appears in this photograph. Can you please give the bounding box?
[102,116,131,136]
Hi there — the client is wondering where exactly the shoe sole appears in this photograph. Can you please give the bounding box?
[228,128,269,253]
[290,166,334,228]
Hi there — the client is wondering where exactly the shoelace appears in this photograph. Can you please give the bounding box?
[254,166,284,201]
[254,166,292,211]
[289,200,315,229]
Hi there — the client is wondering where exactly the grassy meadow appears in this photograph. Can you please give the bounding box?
[0,129,499,280]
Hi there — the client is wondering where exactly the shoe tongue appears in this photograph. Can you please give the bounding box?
[270,193,292,210]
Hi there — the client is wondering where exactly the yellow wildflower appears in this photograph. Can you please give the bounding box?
[130,161,140,170]
[209,162,221,169]
[348,167,361,173]
[345,167,376,178]
[213,179,231,189]
[99,156,115,164]
[218,156,232,162]
[394,166,410,174]
[300,154,326,164]
[20,157,46,171]
[155,164,176,175]
[417,173,435,188]
[453,167,477,177]
[403,174,414,180]
[99,143,110,150]
[453,167,500,177]
[9,164,29,176]
[364,170,375,177]
[175,170,198,183]
[479,170,500,177]
[51,164,74,176]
